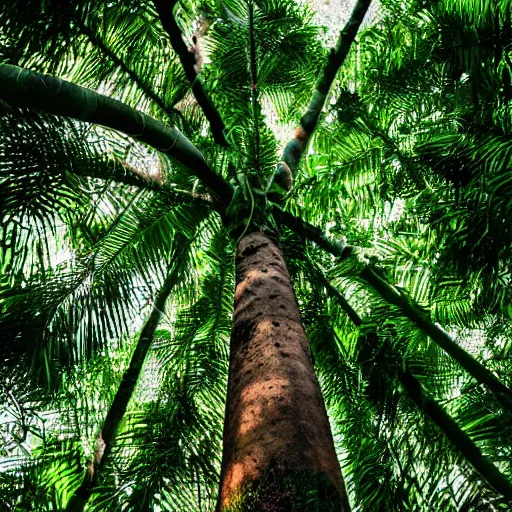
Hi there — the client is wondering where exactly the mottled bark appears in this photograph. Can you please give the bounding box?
[217,231,348,511]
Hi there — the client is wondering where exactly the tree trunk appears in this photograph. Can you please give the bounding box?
[217,231,348,511]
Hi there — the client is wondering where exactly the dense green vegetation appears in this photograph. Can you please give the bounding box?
[1,0,512,509]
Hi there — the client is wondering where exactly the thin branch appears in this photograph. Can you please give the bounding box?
[324,278,363,327]
[248,0,261,176]
[307,261,512,500]
[75,157,164,190]
[272,205,353,259]
[400,369,512,502]
[65,243,189,511]
[317,272,512,500]
[74,157,214,207]
[152,0,228,146]
[361,267,512,412]
[307,260,363,326]
[276,207,512,411]
[76,19,189,131]
[271,0,372,193]
[0,64,233,206]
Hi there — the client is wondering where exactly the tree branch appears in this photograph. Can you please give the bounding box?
[361,267,512,412]
[305,259,363,326]
[271,0,372,194]
[66,242,189,511]
[400,369,512,501]
[316,267,512,499]
[152,0,228,146]
[319,273,512,500]
[276,207,512,412]
[0,64,233,206]
[272,206,353,259]
[74,159,214,210]
[76,20,189,131]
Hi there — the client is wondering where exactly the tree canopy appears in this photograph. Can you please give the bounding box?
[1,0,512,510]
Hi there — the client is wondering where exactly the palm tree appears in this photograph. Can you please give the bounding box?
[1,0,512,510]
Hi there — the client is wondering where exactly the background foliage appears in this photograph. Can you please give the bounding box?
[1,0,512,510]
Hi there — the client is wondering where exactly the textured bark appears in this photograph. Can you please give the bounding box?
[217,231,348,511]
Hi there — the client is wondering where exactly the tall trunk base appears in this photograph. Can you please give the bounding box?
[217,231,348,511]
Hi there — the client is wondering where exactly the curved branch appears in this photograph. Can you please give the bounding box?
[0,64,233,206]
[152,0,228,146]
[74,157,214,207]
[320,276,512,500]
